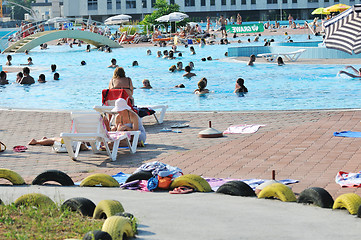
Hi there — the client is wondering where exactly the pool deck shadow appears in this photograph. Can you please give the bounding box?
[1,109,361,198]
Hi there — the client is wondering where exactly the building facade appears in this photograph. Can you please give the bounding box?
[36,0,359,22]
[31,0,63,20]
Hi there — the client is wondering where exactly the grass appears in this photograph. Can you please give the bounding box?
[0,203,105,240]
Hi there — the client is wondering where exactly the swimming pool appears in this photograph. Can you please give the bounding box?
[0,34,359,112]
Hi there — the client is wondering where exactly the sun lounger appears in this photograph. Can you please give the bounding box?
[60,112,140,161]
[93,104,168,124]
[257,49,306,62]
[98,89,168,124]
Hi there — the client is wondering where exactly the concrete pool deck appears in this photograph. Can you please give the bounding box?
[1,108,361,239]
[1,108,361,199]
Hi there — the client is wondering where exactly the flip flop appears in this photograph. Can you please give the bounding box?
[169,186,194,194]
[173,129,182,133]
[13,146,28,152]
[171,123,190,128]
[160,128,172,132]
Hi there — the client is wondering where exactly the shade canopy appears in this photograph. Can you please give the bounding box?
[311,7,331,15]
[324,4,361,54]
[104,14,132,25]
[325,3,351,12]
[156,12,188,22]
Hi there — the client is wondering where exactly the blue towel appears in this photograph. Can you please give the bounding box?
[334,131,361,138]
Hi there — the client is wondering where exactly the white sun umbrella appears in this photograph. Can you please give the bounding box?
[45,17,69,24]
[104,14,132,25]
[156,12,188,32]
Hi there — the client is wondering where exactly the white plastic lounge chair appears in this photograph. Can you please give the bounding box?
[93,105,168,124]
[257,49,306,62]
[60,112,140,161]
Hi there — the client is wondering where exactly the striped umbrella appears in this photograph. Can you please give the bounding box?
[324,4,361,55]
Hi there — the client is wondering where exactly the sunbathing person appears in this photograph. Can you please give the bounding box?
[28,137,88,150]
[0,71,9,85]
[339,66,361,78]
[183,66,196,78]
[194,78,209,94]
[109,67,134,104]
[234,78,248,93]
[140,79,152,89]
[111,98,146,145]
[108,58,119,68]
[19,67,35,84]
[29,137,63,146]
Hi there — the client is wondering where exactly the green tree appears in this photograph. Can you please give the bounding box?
[140,0,187,33]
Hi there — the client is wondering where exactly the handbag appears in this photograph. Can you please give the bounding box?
[0,141,6,152]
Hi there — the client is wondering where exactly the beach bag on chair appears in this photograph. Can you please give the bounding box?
[0,141,6,152]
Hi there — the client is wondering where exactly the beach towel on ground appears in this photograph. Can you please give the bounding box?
[223,124,266,134]
[335,171,361,188]
[333,131,361,138]
[204,177,299,191]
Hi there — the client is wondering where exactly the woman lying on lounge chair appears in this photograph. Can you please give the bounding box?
[338,66,361,78]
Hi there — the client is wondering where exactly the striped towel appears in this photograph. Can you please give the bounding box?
[223,124,265,134]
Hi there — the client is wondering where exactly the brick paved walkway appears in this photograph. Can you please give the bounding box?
[1,108,361,198]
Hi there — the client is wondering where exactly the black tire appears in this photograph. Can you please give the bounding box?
[32,170,74,186]
[83,230,112,240]
[125,170,153,183]
[61,197,96,217]
[216,181,256,197]
[297,187,334,208]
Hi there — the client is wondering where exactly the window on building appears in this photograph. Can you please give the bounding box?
[210,0,215,6]
[116,0,121,9]
[251,0,256,4]
[185,0,195,6]
[221,0,227,5]
[142,0,147,7]
[334,0,339,2]
[107,0,112,9]
[231,0,236,5]
[152,0,156,7]
[292,0,297,3]
[307,0,318,2]
[88,0,98,10]
[126,0,136,8]
[241,0,246,4]
[170,0,175,4]
[267,0,277,4]
[201,0,206,6]
[283,0,287,3]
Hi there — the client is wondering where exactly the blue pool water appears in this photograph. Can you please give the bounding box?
[0,34,359,111]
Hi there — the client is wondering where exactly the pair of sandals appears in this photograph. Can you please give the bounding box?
[169,186,194,194]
